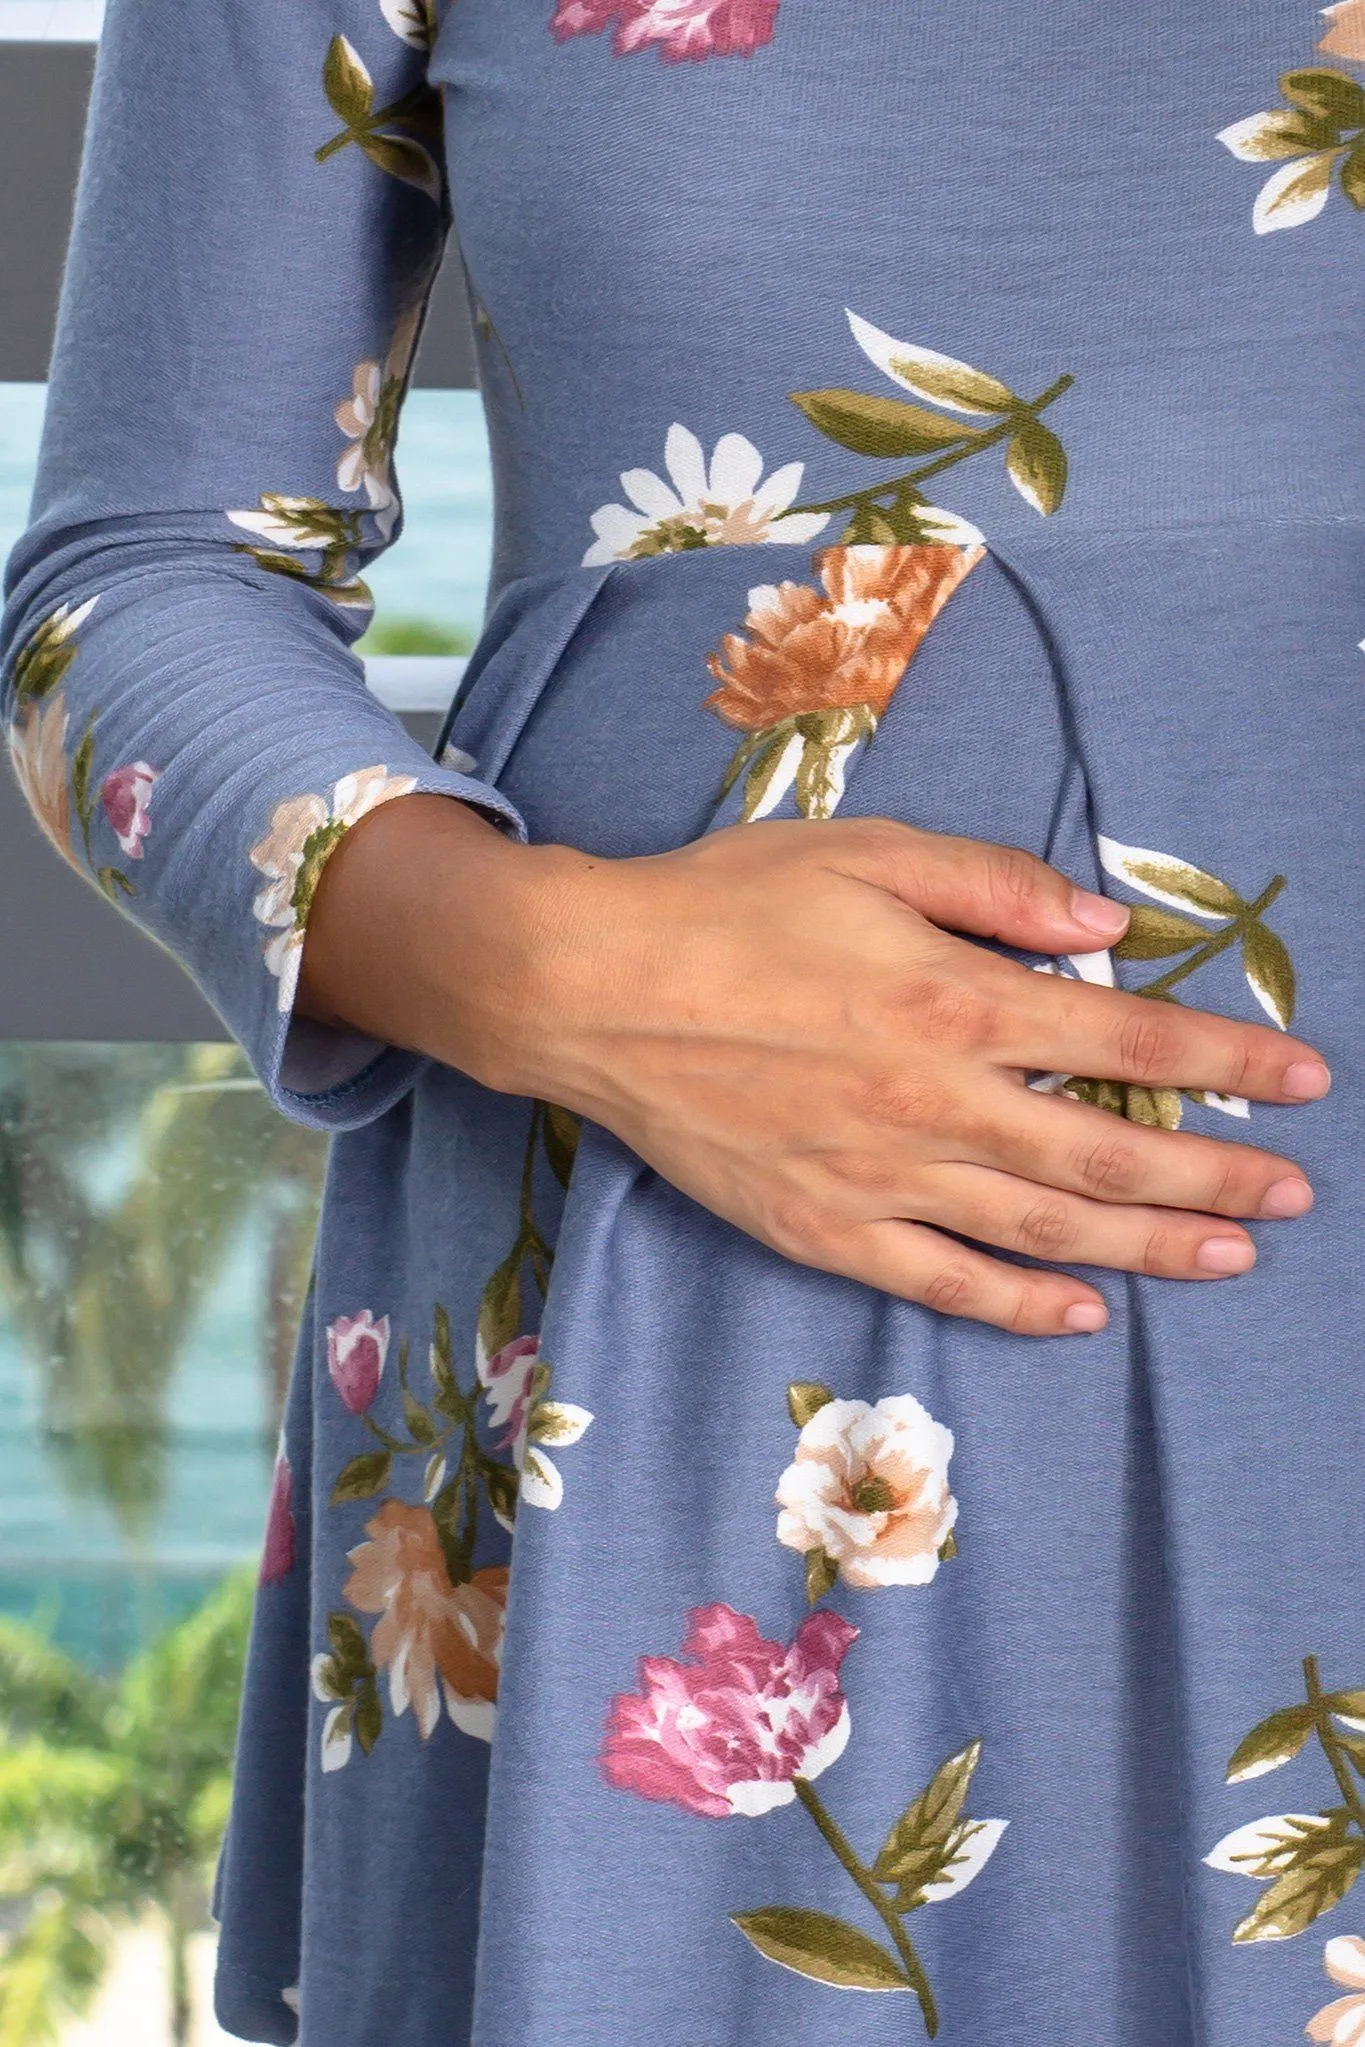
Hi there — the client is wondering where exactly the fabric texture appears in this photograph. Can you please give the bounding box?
[2,2,1363,2043]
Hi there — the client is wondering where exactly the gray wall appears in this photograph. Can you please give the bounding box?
[1,42,474,1040]
[0,43,478,388]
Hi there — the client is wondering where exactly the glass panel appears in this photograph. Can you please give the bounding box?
[0,1044,328,2043]
[0,381,494,655]
[0,3,104,39]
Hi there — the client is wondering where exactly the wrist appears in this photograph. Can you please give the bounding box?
[295,791,596,1097]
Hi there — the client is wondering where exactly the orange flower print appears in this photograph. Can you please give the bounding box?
[1320,1,1365,61]
[343,1501,508,1743]
[8,694,80,872]
[705,542,982,821]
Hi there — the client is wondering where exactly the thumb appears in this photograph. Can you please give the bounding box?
[825,819,1130,953]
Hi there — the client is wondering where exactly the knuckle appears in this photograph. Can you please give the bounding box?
[821,1148,898,1196]
[1206,1154,1252,1214]
[758,1192,833,1262]
[1075,1133,1142,1199]
[1140,1225,1175,1276]
[1005,1285,1046,1335]
[857,1068,944,1133]
[1014,1198,1078,1259]
[1117,1010,1176,1083]
[1220,1038,1257,1096]
[914,978,993,1052]
[983,844,1044,920]
[920,1264,978,1317]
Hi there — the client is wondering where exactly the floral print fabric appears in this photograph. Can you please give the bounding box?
[2,0,1362,2043]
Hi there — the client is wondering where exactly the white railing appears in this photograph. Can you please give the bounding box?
[363,655,468,715]
[0,1,102,37]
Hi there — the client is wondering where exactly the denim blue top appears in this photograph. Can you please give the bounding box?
[2,6,1364,2046]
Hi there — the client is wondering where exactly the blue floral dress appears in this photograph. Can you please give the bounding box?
[3,1,1364,2042]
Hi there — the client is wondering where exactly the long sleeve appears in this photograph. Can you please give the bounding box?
[0,0,525,1129]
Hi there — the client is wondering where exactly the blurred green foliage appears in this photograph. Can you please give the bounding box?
[0,1571,253,2046]
[0,1044,325,1540]
[355,614,473,656]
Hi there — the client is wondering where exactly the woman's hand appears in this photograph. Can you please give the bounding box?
[298,797,1329,1337]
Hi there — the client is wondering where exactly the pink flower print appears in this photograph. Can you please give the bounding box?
[478,1332,540,1452]
[260,1442,296,1585]
[327,1310,390,1414]
[551,0,779,63]
[100,762,158,859]
[600,1603,857,1817]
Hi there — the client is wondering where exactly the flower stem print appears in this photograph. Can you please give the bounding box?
[1219,65,1365,231]
[1206,1656,1365,1942]
[785,309,1073,543]
[329,1304,516,1576]
[474,1101,594,1518]
[599,1605,1004,2035]
[315,30,444,200]
[314,1299,519,1768]
[705,542,983,822]
[68,707,139,902]
[1039,838,1298,1131]
[776,1381,958,1603]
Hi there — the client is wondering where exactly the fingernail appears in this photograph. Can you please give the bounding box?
[1283,1060,1331,1101]
[1069,888,1130,938]
[1196,1236,1256,1275]
[1260,1177,1314,1219]
[1062,1300,1108,1333]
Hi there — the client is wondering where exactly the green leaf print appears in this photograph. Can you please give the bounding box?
[1209,1657,1365,1944]
[1004,418,1067,517]
[787,310,1073,540]
[1233,1822,1364,1943]
[1226,1704,1319,1784]
[1281,66,1365,126]
[330,1449,393,1504]
[1113,904,1212,959]
[1241,921,1296,1029]
[875,1741,982,1904]
[787,1381,836,1427]
[788,389,979,459]
[542,1100,581,1188]
[315,34,443,199]
[1220,66,1365,231]
[322,33,375,125]
[730,1907,914,1992]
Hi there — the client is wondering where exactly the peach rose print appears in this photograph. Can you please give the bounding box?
[343,1499,507,1742]
[776,1385,958,1599]
[1321,2,1365,62]
[1309,1936,1365,2043]
[705,542,983,821]
[8,694,79,871]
